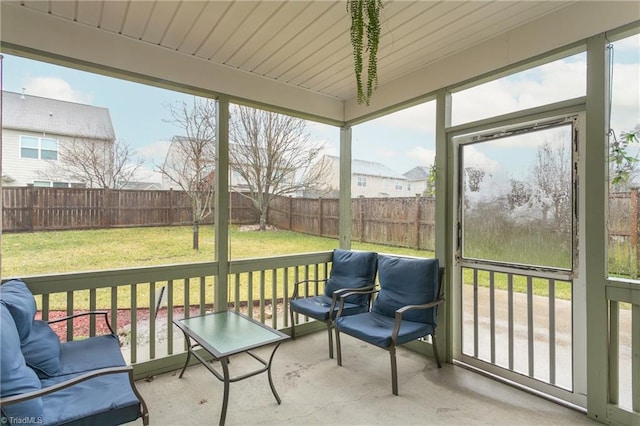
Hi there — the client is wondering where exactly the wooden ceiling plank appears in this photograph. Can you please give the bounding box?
[75,0,102,28]
[227,1,308,68]
[243,1,335,73]
[160,1,209,50]
[140,1,181,45]
[262,3,347,79]
[217,1,283,65]
[99,0,129,33]
[178,1,229,55]
[49,0,75,19]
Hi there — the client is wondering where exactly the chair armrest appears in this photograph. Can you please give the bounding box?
[48,311,115,335]
[336,287,379,318]
[1,365,135,403]
[392,297,445,342]
[0,366,149,425]
[291,278,328,299]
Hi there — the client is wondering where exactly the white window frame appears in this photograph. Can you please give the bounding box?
[20,135,59,160]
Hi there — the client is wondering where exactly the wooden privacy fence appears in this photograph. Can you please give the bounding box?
[268,195,437,251]
[2,186,638,257]
[1,186,258,232]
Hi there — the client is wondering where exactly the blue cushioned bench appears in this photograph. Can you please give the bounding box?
[0,279,149,426]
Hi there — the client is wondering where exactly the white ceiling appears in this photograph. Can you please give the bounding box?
[1,1,639,124]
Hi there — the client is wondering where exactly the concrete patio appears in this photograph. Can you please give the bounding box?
[131,330,594,426]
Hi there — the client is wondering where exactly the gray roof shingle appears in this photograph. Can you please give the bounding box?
[325,155,405,179]
[2,91,115,140]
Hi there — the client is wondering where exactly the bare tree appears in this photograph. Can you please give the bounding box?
[229,106,329,231]
[40,136,142,189]
[531,141,572,232]
[157,98,217,250]
[464,167,486,192]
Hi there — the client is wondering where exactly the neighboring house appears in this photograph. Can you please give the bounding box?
[160,135,216,191]
[1,90,116,187]
[161,138,297,194]
[315,155,412,198]
[403,165,433,196]
[121,166,163,190]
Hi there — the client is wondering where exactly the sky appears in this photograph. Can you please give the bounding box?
[2,34,638,181]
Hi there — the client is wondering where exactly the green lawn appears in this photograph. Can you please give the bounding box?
[1,226,431,311]
[1,225,428,277]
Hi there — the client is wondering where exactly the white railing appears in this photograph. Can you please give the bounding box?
[459,263,577,404]
[606,278,640,423]
[18,251,333,379]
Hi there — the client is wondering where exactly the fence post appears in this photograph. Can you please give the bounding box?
[168,189,174,225]
[288,196,293,230]
[26,184,34,232]
[102,187,111,228]
[415,194,421,250]
[631,187,639,278]
[359,197,365,243]
[318,198,323,237]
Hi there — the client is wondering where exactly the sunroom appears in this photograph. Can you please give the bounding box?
[1,1,639,425]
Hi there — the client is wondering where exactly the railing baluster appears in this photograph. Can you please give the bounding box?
[508,273,514,370]
[490,271,495,364]
[233,273,240,313]
[184,277,190,319]
[283,266,290,327]
[473,268,479,358]
[149,282,156,360]
[130,284,137,364]
[527,276,534,377]
[167,280,174,355]
[42,294,49,322]
[549,279,556,385]
[632,304,639,412]
[609,301,620,405]
[247,272,254,319]
[271,268,278,329]
[111,287,117,336]
[67,291,74,342]
[259,270,266,323]
[200,276,206,315]
[89,288,96,337]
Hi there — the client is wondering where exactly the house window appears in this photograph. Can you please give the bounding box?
[357,176,367,187]
[20,136,58,160]
[407,183,412,192]
[20,136,39,159]
[33,181,70,188]
[395,181,403,190]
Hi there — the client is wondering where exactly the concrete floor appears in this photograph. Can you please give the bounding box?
[131,331,596,426]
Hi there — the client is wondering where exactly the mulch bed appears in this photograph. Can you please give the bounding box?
[40,302,283,342]
[39,307,197,342]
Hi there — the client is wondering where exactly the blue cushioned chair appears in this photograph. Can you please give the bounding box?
[289,249,378,358]
[335,255,444,395]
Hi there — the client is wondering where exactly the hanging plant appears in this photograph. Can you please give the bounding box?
[347,0,382,106]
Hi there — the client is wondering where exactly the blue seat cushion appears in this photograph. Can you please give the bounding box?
[372,256,439,324]
[336,311,435,348]
[57,335,125,376]
[0,304,44,421]
[324,249,377,307]
[291,295,368,321]
[21,320,61,378]
[40,372,141,426]
[0,279,37,340]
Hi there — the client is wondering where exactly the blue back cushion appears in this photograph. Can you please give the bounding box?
[0,304,44,419]
[324,249,377,306]
[22,320,61,377]
[0,280,37,340]
[372,256,439,324]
